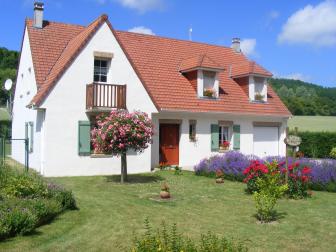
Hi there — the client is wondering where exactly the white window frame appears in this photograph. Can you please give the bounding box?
[219,125,229,146]
[94,58,109,83]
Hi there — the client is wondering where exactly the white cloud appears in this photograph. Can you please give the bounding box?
[278,0,336,46]
[273,72,311,82]
[128,26,155,35]
[240,39,257,57]
[269,10,280,20]
[115,0,164,13]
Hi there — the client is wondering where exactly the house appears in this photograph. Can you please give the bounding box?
[12,3,291,177]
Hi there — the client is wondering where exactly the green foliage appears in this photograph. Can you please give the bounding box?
[0,47,19,106]
[330,147,336,159]
[0,164,76,240]
[253,162,288,222]
[270,78,336,116]
[130,218,247,252]
[292,131,336,158]
[0,201,37,238]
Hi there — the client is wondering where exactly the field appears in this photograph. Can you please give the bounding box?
[288,116,336,132]
[1,171,336,251]
[0,107,10,121]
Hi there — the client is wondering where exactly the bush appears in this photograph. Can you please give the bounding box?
[293,131,336,158]
[252,161,288,222]
[330,147,336,159]
[0,201,37,239]
[0,164,76,241]
[130,219,247,252]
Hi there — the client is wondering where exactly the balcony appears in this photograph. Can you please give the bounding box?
[86,83,126,112]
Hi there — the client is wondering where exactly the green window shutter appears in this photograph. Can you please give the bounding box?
[78,121,91,156]
[233,124,240,150]
[211,124,219,151]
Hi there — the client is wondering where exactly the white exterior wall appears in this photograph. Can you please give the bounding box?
[151,112,288,170]
[11,27,44,172]
[39,23,157,177]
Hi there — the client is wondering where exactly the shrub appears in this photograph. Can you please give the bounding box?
[243,160,269,193]
[3,173,47,199]
[253,161,288,222]
[130,219,247,252]
[0,201,37,239]
[293,131,336,158]
[46,182,77,210]
[0,164,76,241]
[330,147,336,159]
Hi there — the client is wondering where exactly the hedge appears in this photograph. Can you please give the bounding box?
[293,131,336,158]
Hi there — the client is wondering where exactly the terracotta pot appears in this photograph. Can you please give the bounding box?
[216,178,224,184]
[160,191,171,199]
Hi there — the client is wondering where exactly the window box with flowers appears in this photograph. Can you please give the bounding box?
[254,92,265,102]
[219,140,230,151]
[203,88,216,98]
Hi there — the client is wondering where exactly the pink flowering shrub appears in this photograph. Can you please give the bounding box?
[91,110,154,155]
[91,110,154,183]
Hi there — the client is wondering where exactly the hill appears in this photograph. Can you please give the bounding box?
[269,78,336,116]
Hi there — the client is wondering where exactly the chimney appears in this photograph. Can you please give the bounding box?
[231,38,241,53]
[33,2,44,28]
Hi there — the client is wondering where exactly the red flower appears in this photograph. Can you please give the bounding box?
[302,166,312,175]
[301,175,309,183]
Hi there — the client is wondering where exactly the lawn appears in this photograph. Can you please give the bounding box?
[1,171,336,252]
[288,116,336,132]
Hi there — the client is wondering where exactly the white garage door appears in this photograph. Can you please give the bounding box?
[253,126,279,158]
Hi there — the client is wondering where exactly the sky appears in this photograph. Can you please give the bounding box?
[0,0,336,87]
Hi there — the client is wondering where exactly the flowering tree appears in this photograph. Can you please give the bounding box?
[91,110,154,183]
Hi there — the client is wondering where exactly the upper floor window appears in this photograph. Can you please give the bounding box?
[203,71,217,98]
[94,59,109,83]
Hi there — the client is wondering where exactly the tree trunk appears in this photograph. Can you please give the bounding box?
[121,151,127,183]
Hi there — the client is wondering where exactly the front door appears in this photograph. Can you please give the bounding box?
[159,124,179,165]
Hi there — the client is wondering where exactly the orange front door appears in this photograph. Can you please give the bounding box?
[159,124,179,165]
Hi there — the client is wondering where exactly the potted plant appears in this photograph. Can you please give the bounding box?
[160,182,171,199]
[254,92,265,101]
[215,170,224,183]
[219,141,230,151]
[203,88,216,98]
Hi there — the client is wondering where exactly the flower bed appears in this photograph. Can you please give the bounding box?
[0,165,77,240]
[194,151,336,192]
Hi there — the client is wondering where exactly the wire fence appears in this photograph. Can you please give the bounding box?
[0,138,29,171]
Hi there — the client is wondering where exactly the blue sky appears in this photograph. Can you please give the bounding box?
[1,0,336,87]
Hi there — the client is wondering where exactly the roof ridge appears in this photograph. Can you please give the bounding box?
[26,18,85,28]
[116,30,236,51]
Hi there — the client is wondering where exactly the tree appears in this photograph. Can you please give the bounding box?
[91,110,154,183]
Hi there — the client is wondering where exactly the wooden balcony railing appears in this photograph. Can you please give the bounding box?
[86,83,126,111]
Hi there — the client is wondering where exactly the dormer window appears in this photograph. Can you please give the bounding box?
[231,61,272,103]
[179,54,224,99]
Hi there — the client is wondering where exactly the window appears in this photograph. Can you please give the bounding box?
[94,59,108,82]
[189,120,196,141]
[203,71,216,97]
[25,122,34,153]
[219,125,229,147]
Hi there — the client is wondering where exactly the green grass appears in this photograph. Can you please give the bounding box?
[1,171,336,251]
[289,116,336,132]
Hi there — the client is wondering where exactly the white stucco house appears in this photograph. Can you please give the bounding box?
[12,3,291,177]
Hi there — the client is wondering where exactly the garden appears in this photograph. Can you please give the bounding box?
[1,110,336,251]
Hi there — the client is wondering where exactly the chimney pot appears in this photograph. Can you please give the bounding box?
[231,38,241,53]
[33,2,44,29]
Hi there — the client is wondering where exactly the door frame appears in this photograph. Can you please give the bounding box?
[159,123,180,165]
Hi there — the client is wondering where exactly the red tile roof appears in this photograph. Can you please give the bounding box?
[179,54,224,72]
[25,15,291,116]
[230,61,272,78]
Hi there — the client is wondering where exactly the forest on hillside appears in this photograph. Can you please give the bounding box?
[0,47,19,105]
[269,78,336,116]
[0,47,336,115]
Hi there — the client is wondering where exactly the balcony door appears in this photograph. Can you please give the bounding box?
[159,124,179,165]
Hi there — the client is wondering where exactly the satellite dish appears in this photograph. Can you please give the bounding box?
[4,79,13,91]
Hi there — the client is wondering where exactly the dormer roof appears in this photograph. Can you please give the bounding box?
[230,61,273,78]
[179,54,224,73]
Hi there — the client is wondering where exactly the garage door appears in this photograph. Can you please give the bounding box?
[253,126,279,158]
